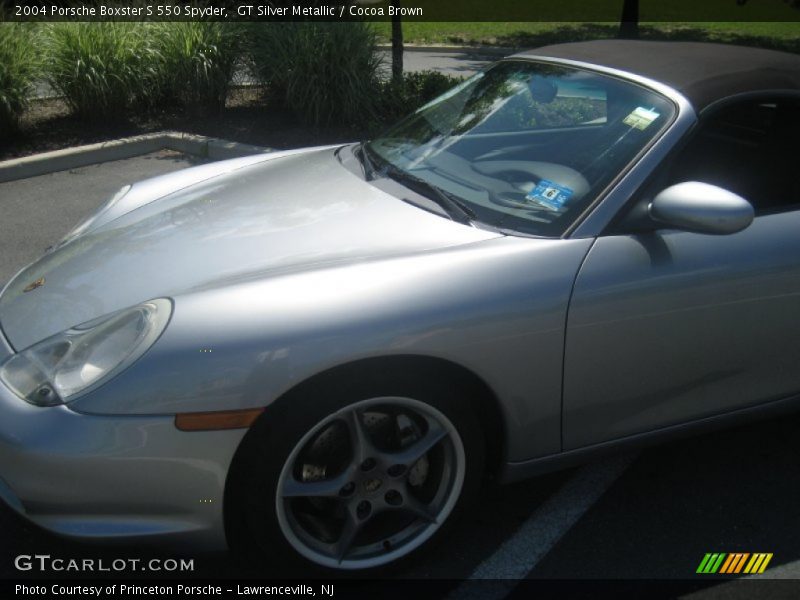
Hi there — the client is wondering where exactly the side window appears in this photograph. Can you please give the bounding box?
[666,98,800,214]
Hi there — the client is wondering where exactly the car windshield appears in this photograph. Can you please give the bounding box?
[366,60,676,236]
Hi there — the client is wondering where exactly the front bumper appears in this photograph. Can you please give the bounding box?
[0,339,247,550]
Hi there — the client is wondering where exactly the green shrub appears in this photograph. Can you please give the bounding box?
[44,22,160,121]
[0,23,40,138]
[248,22,383,128]
[376,70,463,125]
[154,22,244,114]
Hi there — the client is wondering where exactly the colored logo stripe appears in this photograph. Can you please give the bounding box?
[719,553,749,574]
[744,553,773,574]
[697,553,726,573]
[697,553,773,574]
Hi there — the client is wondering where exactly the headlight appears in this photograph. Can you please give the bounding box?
[57,184,131,247]
[0,298,171,406]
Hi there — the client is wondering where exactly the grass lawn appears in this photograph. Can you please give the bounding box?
[373,22,800,52]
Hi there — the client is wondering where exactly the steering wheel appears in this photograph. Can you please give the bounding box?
[473,161,591,210]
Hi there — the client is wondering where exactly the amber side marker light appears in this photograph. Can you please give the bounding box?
[175,408,264,431]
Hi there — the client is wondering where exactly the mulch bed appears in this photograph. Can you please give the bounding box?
[0,87,364,161]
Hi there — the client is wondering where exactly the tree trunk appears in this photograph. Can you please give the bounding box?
[390,0,404,84]
[618,0,640,40]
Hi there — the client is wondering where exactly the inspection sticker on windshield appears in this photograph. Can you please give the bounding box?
[525,180,574,211]
[623,106,660,130]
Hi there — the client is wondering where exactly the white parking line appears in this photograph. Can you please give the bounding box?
[450,452,638,598]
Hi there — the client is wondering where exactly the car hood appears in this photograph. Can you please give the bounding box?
[0,147,500,350]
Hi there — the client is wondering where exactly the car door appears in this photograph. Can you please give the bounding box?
[562,97,800,450]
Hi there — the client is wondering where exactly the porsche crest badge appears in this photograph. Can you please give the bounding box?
[23,277,45,293]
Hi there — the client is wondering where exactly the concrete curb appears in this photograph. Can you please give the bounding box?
[0,132,272,183]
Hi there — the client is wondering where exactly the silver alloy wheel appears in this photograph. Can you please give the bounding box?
[275,396,466,570]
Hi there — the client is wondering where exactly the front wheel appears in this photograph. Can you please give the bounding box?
[227,376,484,572]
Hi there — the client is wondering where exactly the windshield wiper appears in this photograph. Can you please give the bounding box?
[357,143,379,181]
[382,163,476,225]
[360,143,475,225]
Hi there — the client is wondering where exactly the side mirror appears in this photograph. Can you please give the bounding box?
[649,182,754,235]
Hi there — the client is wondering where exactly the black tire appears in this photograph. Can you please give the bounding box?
[225,363,485,574]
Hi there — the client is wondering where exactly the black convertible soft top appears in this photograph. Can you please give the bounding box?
[519,40,800,111]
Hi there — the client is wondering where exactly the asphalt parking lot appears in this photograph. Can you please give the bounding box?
[32,48,498,99]
[0,150,207,285]
[1,153,799,596]
[383,47,500,77]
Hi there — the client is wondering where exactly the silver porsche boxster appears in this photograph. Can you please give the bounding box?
[1,40,799,571]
